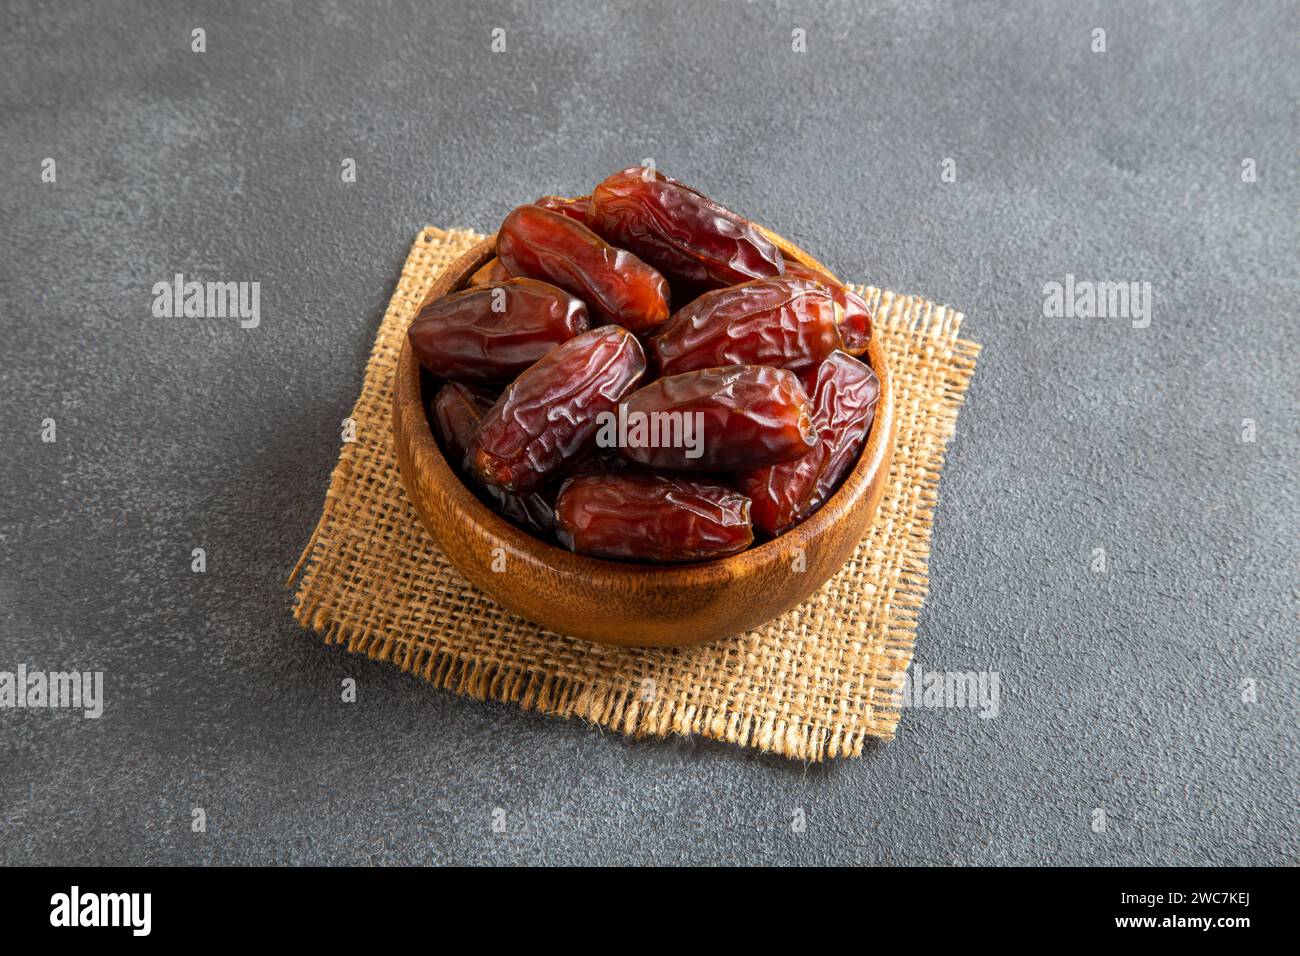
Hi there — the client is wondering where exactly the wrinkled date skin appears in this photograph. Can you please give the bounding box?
[617,365,815,471]
[409,278,590,385]
[737,351,880,535]
[534,194,590,222]
[467,325,647,493]
[781,262,873,355]
[586,166,785,291]
[468,257,514,287]
[650,276,845,376]
[431,381,496,465]
[555,473,753,562]
[799,352,880,512]
[429,382,555,534]
[497,204,670,334]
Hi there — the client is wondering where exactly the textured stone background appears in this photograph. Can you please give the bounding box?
[1,0,1295,865]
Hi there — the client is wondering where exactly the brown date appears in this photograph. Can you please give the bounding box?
[408,278,589,386]
[486,480,558,536]
[781,261,873,355]
[497,204,670,334]
[554,473,753,562]
[429,382,555,534]
[467,325,647,493]
[649,276,844,376]
[586,166,785,291]
[737,351,880,535]
[467,257,514,286]
[797,352,880,513]
[615,365,815,471]
[533,194,590,222]
[431,381,495,465]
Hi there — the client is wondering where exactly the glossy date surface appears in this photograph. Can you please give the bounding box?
[429,382,556,535]
[737,351,880,535]
[780,261,873,355]
[409,278,589,385]
[533,194,591,222]
[586,166,785,291]
[497,204,670,334]
[616,365,815,471]
[650,276,844,376]
[554,473,753,562]
[431,381,494,466]
[467,325,647,493]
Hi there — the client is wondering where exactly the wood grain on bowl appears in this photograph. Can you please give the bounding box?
[393,223,896,647]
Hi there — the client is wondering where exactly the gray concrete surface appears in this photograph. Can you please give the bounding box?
[1,0,1296,865]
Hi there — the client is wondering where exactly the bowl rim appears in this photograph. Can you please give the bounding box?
[395,229,894,587]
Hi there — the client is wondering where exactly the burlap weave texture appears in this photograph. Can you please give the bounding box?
[289,226,980,760]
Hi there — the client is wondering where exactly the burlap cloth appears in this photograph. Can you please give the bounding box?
[288,226,980,761]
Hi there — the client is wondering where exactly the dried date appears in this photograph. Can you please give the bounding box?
[467,325,647,493]
[533,194,591,222]
[586,166,785,290]
[430,383,553,529]
[781,261,873,355]
[430,382,556,535]
[497,204,670,334]
[408,278,589,386]
[615,365,815,471]
[737,351,880,535]
[650,276,844,376]
[431,381,495,465]
[554,473,753,562]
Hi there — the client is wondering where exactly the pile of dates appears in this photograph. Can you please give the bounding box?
[410,166,881,563]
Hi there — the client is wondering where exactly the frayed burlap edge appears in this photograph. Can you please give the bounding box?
[288,226,980,761]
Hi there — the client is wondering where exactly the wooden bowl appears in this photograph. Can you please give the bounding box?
[392,227,896,647]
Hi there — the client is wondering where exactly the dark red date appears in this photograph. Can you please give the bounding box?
[497,204,670,334]
[534,194,591,222]
[429,382,555,535]
[737,351,880,535]
[799,352,879,513]
[833,289,872,355]
[467,326,647,493]
[650,276,844,376]
[781,261,873,355]
[490,485,557,535]
[586,166,785,291]
[431,381,495,465]
[554,473,753,562]
[738,437,827,537]
[616,365,815,471]
[409,278,589,385]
